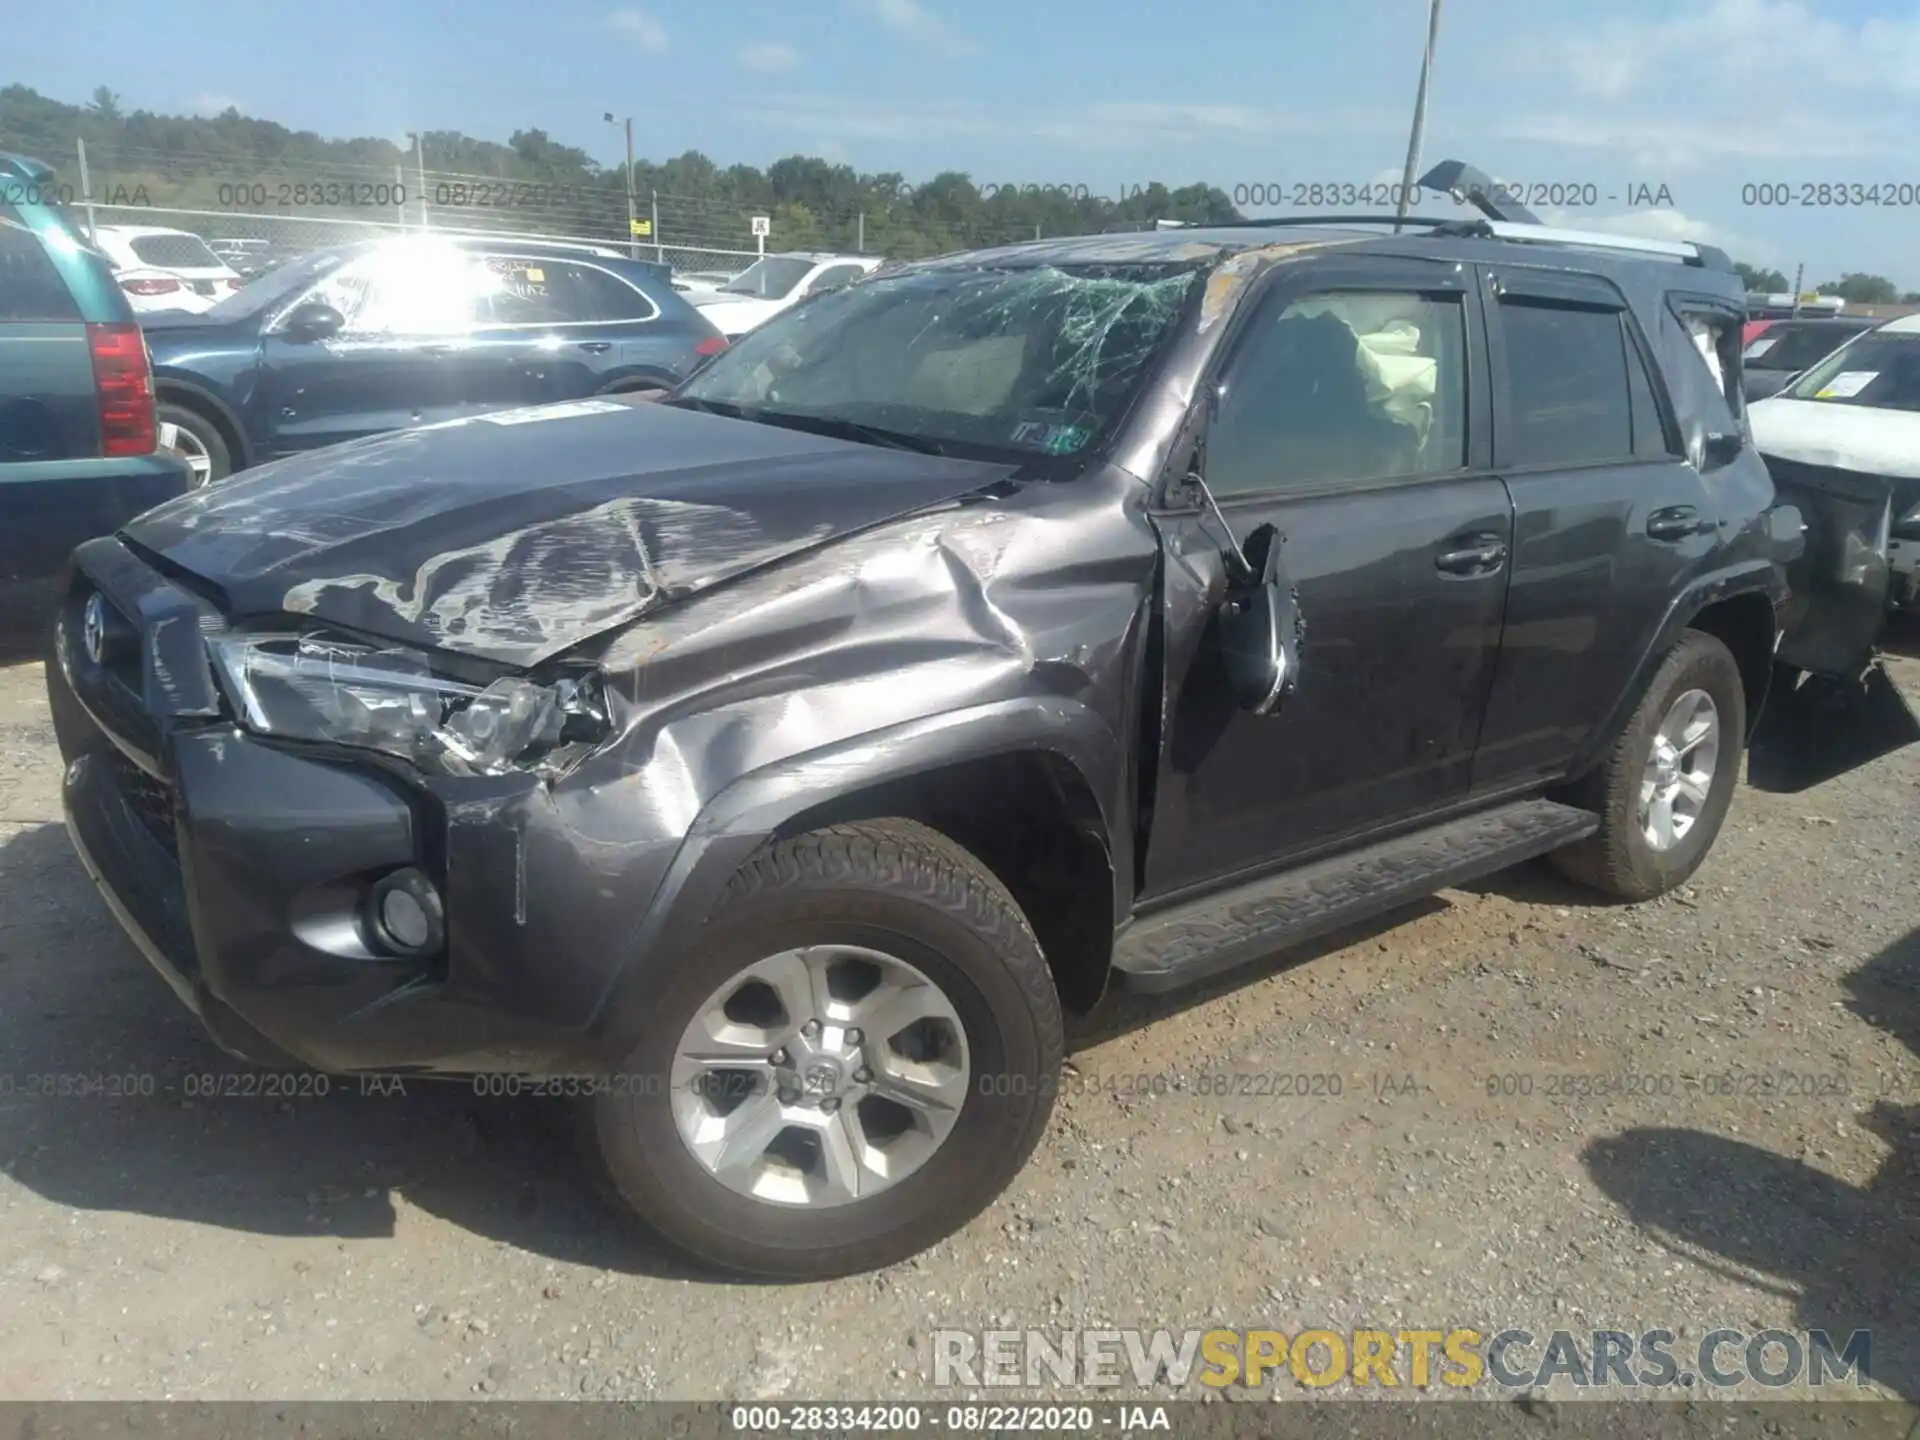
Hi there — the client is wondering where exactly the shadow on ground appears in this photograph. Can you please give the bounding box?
[0,820,731,1282]
[1583,926,1920,1400]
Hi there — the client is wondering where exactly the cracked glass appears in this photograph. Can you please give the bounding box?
[676,263,1202,459]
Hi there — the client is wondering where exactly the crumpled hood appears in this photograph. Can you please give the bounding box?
[1750,397,1920,480]
[121,398,1016,666]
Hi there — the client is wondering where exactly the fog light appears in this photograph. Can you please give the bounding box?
[368,868,444,957]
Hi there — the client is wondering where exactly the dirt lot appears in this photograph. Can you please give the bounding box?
[1,639,1915,1408]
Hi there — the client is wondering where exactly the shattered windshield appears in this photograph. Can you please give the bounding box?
[1782,331,1920,412]
[675,262,1202,459]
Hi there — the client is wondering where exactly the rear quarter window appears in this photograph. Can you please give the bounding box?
[128,233,223,269]
[0,214,81,321]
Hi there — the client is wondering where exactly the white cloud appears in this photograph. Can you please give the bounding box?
[731,92,1404,155]
[1498,0,1920,164]
[737,42,801,73]
[191,92,243,116]
[605,8,668,54]
[855,0,979,58]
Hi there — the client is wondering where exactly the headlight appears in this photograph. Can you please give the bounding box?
[206,632,608,775]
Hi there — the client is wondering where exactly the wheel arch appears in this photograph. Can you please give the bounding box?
[584,701,1128,1064]
[1569,561,1783,779]
[153,376,252,469]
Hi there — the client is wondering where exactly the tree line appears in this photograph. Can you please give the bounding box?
[4,85,1912,288]
[0,84,1243,258]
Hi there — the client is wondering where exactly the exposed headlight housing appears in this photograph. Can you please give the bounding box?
[206,632,609,775]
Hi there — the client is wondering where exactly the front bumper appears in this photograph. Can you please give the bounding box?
[49,538,682,1076]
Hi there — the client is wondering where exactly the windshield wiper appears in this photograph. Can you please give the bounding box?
[744,410,948,456]
[666,395,748,418]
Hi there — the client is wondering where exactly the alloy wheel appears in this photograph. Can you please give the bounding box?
[1639,688,1720,852]
[669,946,971,1208]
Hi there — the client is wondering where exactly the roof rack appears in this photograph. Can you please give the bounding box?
[1230,214,1466,232]
[1455,218,1736,273]
[1222,210,1735,273]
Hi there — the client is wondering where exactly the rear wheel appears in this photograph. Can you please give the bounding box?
[1552,630,1746,900]
[156,403,231,486]
[592,819,1063,1278]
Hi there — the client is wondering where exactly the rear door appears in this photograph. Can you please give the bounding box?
[1469,268,1721,793]
[452,252,666,410]
[1143,256,1512,898]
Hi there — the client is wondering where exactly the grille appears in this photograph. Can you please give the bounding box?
[106,749,179,857]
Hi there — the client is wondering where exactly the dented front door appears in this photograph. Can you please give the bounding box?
[1141,258,1511,899]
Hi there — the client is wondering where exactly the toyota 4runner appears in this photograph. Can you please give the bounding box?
[49,176,1867,1279]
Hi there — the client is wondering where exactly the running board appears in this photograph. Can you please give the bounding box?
[1111,800,1599,993]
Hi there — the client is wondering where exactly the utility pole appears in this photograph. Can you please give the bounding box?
[605,113,638,258]
[407,132,430,229]
[1790,262,1805,318]
[1394,0,1444,233]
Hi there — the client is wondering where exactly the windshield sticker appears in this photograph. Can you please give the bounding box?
[478,398,631,426]
[1815,371,1878,399]
[1011,420,1091,453]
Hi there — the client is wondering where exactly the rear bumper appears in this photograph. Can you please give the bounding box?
[0,452,189,641]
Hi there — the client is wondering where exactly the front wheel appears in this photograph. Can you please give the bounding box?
[592,819,1063,1279]
[1551,630,1746,901]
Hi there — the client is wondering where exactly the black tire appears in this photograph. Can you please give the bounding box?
[155,402,232,485]
[592,818,1064,1279]
[1551,630,1746,901]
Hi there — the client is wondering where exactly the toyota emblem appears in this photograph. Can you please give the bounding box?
[82,593,108,666]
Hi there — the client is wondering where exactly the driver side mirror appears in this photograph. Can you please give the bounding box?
[281,301,345,341]
[1218,523,1303,716]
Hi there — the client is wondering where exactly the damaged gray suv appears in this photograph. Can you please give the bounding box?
[51,179,1865,1278]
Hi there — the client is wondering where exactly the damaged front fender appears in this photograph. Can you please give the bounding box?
[554,465,1163,1054]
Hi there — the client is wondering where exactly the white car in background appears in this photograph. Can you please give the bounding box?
[1749,313,1920,615]
[91,224,245,313]
[686,252,882,336]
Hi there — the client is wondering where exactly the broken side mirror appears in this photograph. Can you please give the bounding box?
[1218,522,1303,716]
[1702,431,1744,469]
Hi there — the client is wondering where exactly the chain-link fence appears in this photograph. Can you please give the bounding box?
[62,137,1060,278]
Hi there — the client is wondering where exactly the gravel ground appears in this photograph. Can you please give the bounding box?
[1,636,1915,1408]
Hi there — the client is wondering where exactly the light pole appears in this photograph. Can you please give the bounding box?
[1394,0,1444,233]
[604,112,638,258]
[406,130,430,229]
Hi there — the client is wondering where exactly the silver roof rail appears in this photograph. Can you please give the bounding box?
[1475,219,1696,260]
[1463,219,1735,272]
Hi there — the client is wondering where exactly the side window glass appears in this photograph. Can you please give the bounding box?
[302,253,380,331]
[1206,288,1468,498]
[0,215,80,321]
[1499,299,1633,465]
[563,263,658,322]
[480,255,574,324]
[307,248,489,335]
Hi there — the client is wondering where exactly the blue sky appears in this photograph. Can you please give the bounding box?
[16,0,1920,286]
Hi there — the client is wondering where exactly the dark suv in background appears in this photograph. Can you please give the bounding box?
[143,233,729,483]
[50,168,1888,1280]
[1741,315,1878,401]
[0,152,188,648]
